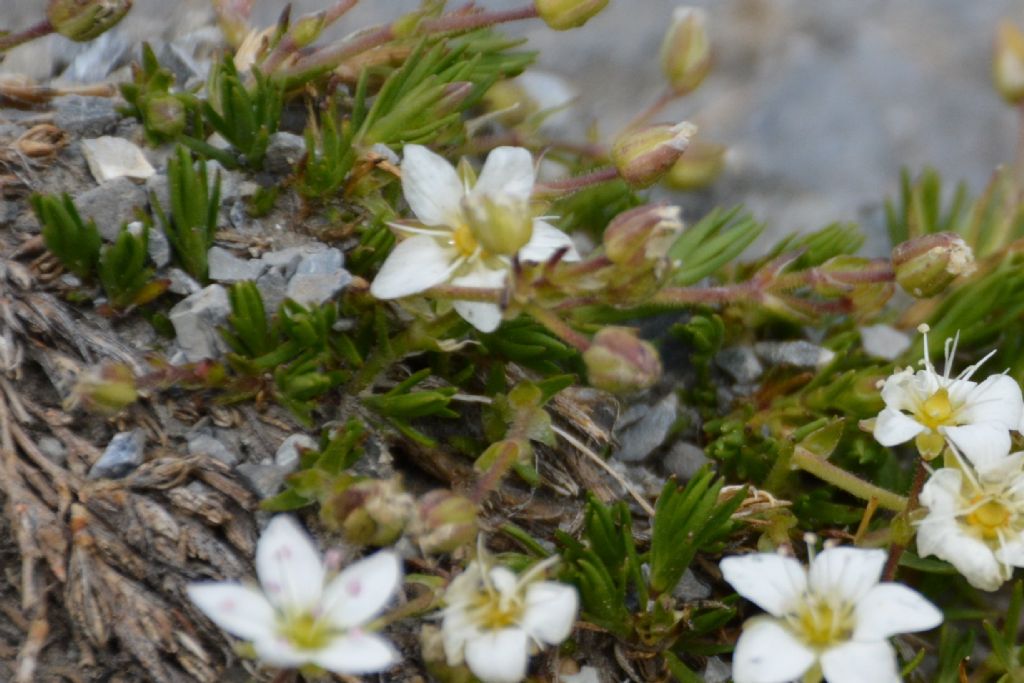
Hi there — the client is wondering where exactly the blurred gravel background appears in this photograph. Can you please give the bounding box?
[4,0,1024,254]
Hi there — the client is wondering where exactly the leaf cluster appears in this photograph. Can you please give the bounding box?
[120,43,196,144]
[151,145,221,282]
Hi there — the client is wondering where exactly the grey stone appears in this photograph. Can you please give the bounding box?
[754,340,836,369]
[703,657,732,683]
[168,284,231,361]
[59,32,134,82]
[663,441,711,480]
[74,178,148,242]
[237,463,286,499]
[167,268,201,296]
[715,345,763,384]
[38,436,67,465]
[255,268,289,315]
[265,132,307,174]
[206,160,242,202]
[59,273,82,289]
[614,393,678,463]
[188,432,239,466]
[672,568,712,601]
[53,95,120,137]
[146,173,170,214]
[147,225,172,267]
[90,429,146,479]
[261,243,329,276]
[208,246,266,282]
[280,246,351,306]
[861,324,912,361]
[275,434,318,473]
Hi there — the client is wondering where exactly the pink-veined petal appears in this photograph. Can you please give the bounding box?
[310,631,399,675]
[820,640,900,683]
[187,582,277,643]
[873,407,925,446]
[853,583,943,639]
[943,423,1011,473]
[719,553,806,617]
[464,628,530,683]
[370,235,460,300]
[473,147,535,203]
[401,144,464,227]
[256,516,325,611]
[731,617,816,683]
[808,546,886,603]
[253,636,313,668]
[321,550,402,629]
[519,220,580,263]
[957,374,1024,428]
[522,581,578,645]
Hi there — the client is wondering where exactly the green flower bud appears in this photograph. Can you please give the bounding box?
[660,7,712,95]
[143,95,186,138]
[411,489,479,555]
[891,232,975,298]
[290,12,326,49]
[603,204,683,270]
[463,194,534,256]
[583,327,662,394]
[325,478,414,547]
[47,0,132,42]
[65,362,138,415]
[611,121,697,188]
[995,20,1024,104]
[535,0,609,31]
[664,138,726,190]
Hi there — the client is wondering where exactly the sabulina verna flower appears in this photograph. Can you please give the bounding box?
[370,144,579,333]
[918,444,1024,591]
[534,0,609,31]
[872,326,1023,463]
[660,6,712,95]
[188,516,402,675]
[611,121,697,188]
[441,552,578,683]
[720,544,942,683]
[47,0,132,42]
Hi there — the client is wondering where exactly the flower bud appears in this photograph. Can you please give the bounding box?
[65,362,138,415]
[143,95,186,138]
[290,11,326,49]
[995,20,1024,104]
[612,121,697,188]
[463,194,534,256]
[664,139,726,190]
[603,204,683,270]
[583,327,662,394]
[325,478,415,547]
[435,82,475,117]
[660,7,712,95]
[411,490,479,554]
[891,232,975,298]
[213,0,254,48]
[47,0,132,42]
[535,0,608,31]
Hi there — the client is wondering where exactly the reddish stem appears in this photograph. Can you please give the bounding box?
[535,166,620,195]
[882,459,928,581]
[0,20,54,53]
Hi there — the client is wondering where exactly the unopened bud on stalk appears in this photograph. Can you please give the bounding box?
[463,195,534,256]
[47,0,132,42]
[612,121,697,188]
[325,478,415,547]
[435,82,475,117]
[660,7,712,95]
[995,20,1024,104]
[603,204,683,270]
[411,490,479,554]
[583,327,662,394]
[143,95,186,138]
[891,232,975,298]
[664,139,726,189]
[535,0,608,31]
[213,0,253,48]
[65,362,138,414]
[290,11,327,49]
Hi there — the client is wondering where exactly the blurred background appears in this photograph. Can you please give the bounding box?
[4,0,1023,254]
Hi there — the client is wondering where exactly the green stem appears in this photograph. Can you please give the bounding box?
[526,305,591,351]
[348,313,459,393]
[791,448,907,512]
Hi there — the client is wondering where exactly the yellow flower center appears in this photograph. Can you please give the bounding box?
[469,588,524,630]
[916,388,955,430]
[966,498,1013,539]
[787,596,856,649]
[277,611,333,651]
[453,223,479,257]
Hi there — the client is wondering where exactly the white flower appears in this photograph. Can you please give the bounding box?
[441,556,578,683]
[918,448,1024,591]
[188,516,402,674]
[873,328,1023,465]
[720,546,942,683]
[370,144,579,333]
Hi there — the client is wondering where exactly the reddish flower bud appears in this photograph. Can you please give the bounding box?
[612,122,696,188]
[583,327,662,394]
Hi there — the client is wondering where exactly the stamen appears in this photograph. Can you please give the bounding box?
[958,348,998,382]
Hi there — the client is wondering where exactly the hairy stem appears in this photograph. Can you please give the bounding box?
[882,459,928,580]
[526,305,592,351]
[535,166,620,195]
[0,20,53,53]
[791,448,908,512]
[261,0,359,74]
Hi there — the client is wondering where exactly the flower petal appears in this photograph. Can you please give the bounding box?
[522,581,578,645]
[943,423,1011,473]
[311,632,399,675]
[918,468,963,516]
[519,220,580,263]
[731,617,816,683]
[401,144,465,226]
[873,407,925,446]
[820,641,900,683]
[956,374,1024,428]
[719,553,806,617]
[808,546,886,603]
[187,582,277,643]
[916,522,1005,591]
[853,583,943,639]
[473,146,535,203]
[256,516,325,611]
[322,550,402,629]
[464,628,530,683]
[451,261,508,333]
[371,235,461,300]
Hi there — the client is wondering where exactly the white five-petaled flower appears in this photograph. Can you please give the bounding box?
[369,144,579,333]
[873,327,1023,465]
[188,516,402,675]
[720,546,942,683]
[441,555,579,683]
[918,445,1024,591]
